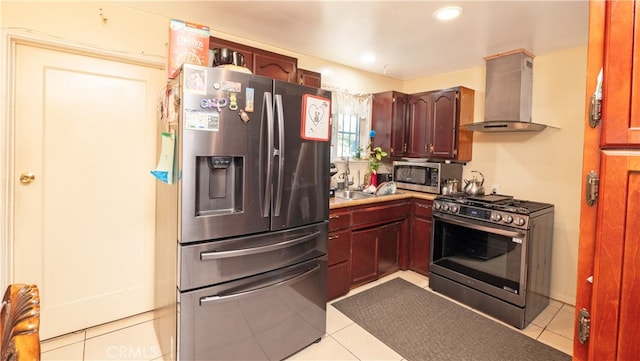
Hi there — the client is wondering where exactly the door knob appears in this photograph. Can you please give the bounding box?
[20,172,35,184]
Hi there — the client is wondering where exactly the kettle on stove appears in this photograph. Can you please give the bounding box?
[463,170,485,196]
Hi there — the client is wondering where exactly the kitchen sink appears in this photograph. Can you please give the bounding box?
[334,190,375,200]
[334,190,403,200]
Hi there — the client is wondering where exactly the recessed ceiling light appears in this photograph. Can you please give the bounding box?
[433,6,463,21]
[361,53,376,63]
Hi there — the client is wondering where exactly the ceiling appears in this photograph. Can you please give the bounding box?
[121,1,590,81]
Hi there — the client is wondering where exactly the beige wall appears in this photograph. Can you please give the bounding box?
[3,2,582,305]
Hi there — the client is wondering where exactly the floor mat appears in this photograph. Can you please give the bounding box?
[332,278,571,361]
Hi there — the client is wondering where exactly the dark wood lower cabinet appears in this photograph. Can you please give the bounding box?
[348,200,409,289]
[327,210,352,301]
[409,199,433,276]
[351,227,379,287]
[377,221,403,276]
[328,198,430,301]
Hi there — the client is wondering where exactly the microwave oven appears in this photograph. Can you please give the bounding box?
[393,161,463,194]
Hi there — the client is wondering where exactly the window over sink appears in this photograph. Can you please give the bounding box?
[330,90,372,160]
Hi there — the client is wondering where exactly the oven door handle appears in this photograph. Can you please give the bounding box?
[434,214,526,238]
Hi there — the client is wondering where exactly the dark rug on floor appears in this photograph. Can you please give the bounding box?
[332,278,571,361]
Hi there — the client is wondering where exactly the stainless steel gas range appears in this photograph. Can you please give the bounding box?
[429,193,554,329]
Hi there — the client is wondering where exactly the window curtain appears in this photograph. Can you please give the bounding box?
[329,88,373,159]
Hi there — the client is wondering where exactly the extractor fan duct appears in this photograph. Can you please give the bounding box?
[464,49,547,132]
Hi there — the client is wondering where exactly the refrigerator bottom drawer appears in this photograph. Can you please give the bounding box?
[178,258,327,361]
[179,222,328,291]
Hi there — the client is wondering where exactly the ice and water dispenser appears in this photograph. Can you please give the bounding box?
[195,156,243,216]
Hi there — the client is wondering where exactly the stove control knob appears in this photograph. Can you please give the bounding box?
[504,215,514,224]
[443,204,450,212]
[491,213,502,222]
[450,205,459,213]
[433,202,441,210]
[514,217,526,226]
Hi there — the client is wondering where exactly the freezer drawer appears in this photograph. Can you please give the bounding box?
[179,222,327,291]
[178,258,327,360]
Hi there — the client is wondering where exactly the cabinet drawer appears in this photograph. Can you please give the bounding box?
[329,211,352,232]
[328,229,351,265]
[414,200,433,219]
[352,201,409,228]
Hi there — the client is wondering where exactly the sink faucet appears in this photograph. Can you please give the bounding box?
[342,156,353,188]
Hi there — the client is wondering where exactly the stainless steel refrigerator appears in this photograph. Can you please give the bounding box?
[153,64,331,360]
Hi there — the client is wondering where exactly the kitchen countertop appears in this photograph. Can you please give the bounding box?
[329,190,437,209]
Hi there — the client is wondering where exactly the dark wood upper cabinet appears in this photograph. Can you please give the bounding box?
[253,51,297,83]
[298,68,322,88]
[406,86,474,161]
[408,91,432,157]
[372,91,409,157]
[209,36,298,83]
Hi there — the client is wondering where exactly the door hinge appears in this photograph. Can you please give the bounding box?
[586,170,599,206]
[589,68,603,128]
[578,308,591,344]
[589,95,601,128]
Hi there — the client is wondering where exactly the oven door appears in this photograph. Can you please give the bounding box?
[430,213,528,307]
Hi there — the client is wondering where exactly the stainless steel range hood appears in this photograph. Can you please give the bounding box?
[465,49,547,132]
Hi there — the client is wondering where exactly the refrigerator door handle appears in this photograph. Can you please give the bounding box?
[199,230,321,260]
[199,264,320,305]
[262,92,274,218]
[273,94,285,217]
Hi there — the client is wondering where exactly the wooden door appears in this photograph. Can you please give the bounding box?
[429,89,456,159]
[12,42,163,339]
[408,92,432,157]
[575,1,640,360]
[600,0,640,146]
[584,152,640,360]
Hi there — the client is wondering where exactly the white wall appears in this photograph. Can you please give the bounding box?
[2,1,583,305]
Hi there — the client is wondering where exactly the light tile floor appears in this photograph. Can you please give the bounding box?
[41,271,574,361]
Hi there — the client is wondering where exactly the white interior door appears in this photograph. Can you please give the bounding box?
[12,43,164,339]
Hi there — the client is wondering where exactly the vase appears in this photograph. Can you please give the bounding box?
[370,172,377,187]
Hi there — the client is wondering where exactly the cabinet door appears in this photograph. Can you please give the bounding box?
[408,92,432,157]
[372,91,409,157]
[601,0,640,146]
[327,262,350,301]
[371,91,394,154]
[253,51,297,83]
[391,93,409,157]
[429,90,457,159]
[351,227,378,287]
[378,221,403,277]
[298,68,321,88]
[328,228,351,301]
[410,200,433,276]
[583,152,640,360]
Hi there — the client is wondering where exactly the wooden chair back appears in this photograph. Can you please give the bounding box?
[0,284,40,361]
